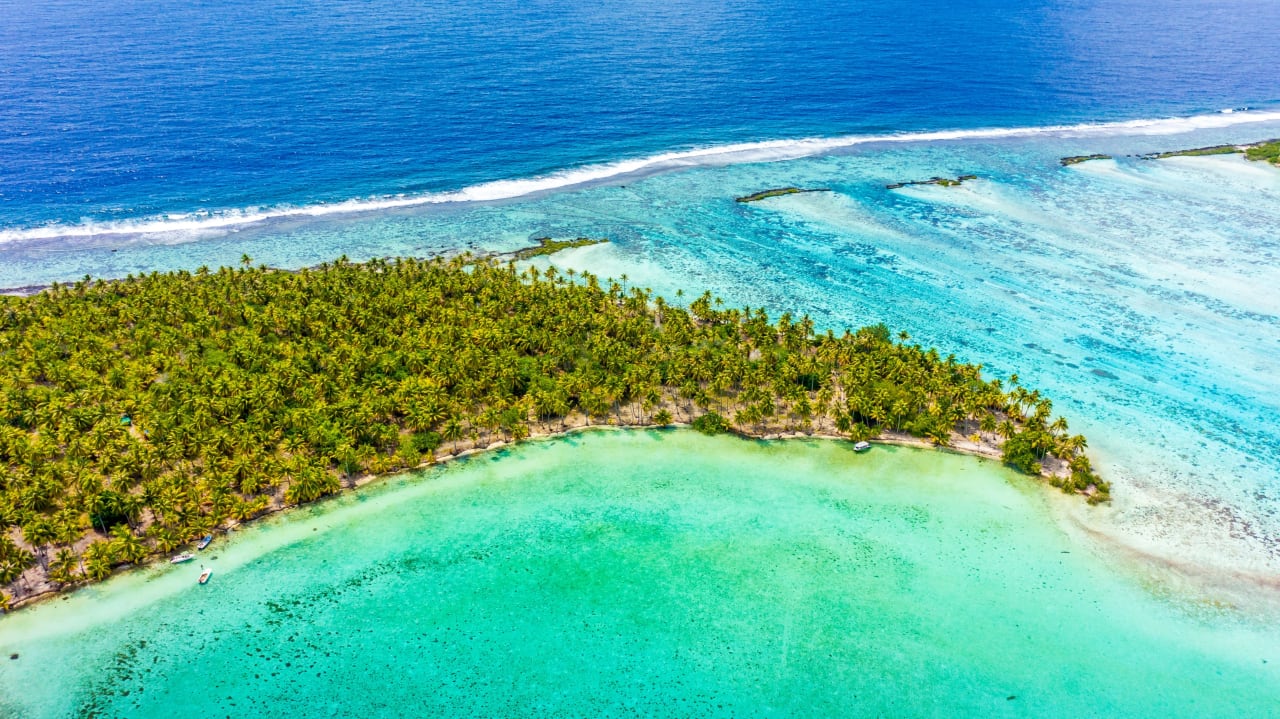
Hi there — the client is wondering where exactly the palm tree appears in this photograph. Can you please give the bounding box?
[81,542,114,581]
[442,418,464,455]
[1063,434,1088,455]
[979,413,997,437]
[996,420,1016,440]
[49,549,81,586]
[110,525,147,565]
[0,537,34,586]
[21,518,57,570]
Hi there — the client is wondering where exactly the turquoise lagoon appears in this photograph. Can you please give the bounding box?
[2,431,1276,718]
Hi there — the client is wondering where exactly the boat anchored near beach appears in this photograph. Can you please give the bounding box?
[853,441,872,452]
[197,534,213,550]
[198,568,213,585]
[170,552,195,564]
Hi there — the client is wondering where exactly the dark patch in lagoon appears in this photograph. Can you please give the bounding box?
[1070,335,1152,365]
[1091,369,1119,380]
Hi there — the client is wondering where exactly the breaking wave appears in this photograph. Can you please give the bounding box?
[4,108,1279,244]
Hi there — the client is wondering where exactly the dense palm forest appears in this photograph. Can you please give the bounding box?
[0,256,1105,608]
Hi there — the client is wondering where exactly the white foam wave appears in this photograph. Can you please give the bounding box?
[5,109,1280,245]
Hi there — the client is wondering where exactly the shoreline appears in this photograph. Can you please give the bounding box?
[19,420,1276,623]
[0,239,594,298]
[2,414,1035,614]
[1050,492,1280,621]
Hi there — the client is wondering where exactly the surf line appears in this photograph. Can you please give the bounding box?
[4,108,1280,245]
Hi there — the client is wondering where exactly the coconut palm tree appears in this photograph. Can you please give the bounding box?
[81,542,114,581]
[109,525,147,565]
[979,413,998,438]
[442,418,464,455]
[996,420,1017,440]
[49,549,81,586]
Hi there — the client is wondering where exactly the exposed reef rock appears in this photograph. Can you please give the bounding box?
[508,237,608,260]
[1141,145,1240,160]
[734,187,831,203]
[885,175,977,190]
[1060,154,1112,166]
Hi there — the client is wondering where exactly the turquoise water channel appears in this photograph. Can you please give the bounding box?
[3,431,1275,718]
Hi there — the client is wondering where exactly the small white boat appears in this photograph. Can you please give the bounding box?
[853,441,872,452]
[170,552,195,564]
[198,568,213,585]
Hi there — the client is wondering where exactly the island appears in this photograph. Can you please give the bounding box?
[1142,145,1240,160]
[885,175,977,190]
[508,236,608,260]
[1060,154,1112,166]
[1140,138,1280,165]
[735,187,831,203]
[0,256,1106,610]
[1244,140,1280,165]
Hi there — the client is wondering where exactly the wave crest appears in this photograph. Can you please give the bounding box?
[5,109,1280,245]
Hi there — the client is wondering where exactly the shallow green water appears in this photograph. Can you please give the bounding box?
[2,431,1275,718]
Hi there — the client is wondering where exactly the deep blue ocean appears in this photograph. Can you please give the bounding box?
[2,0,1280,236]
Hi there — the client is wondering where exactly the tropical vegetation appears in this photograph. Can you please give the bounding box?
[1145,139,1280,165]
[1147,144,1240,159]
[510,237,607,260]
[0,255,1104,607]
[1244,139,1280,166]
